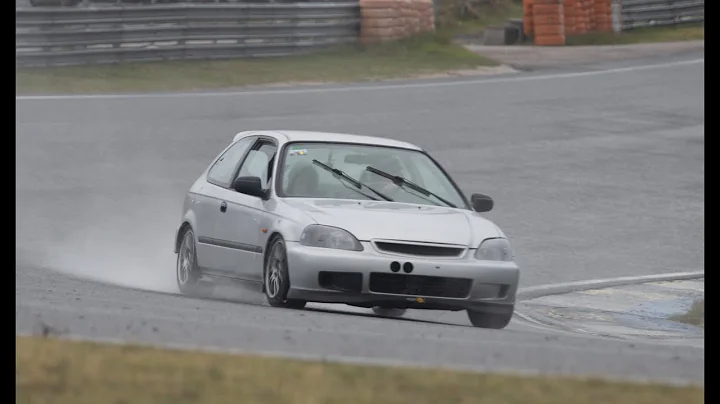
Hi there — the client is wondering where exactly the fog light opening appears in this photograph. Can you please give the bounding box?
[390,261,401,272]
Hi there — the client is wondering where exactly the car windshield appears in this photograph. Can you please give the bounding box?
[278,142,468,209]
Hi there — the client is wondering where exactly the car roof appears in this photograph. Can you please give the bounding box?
[235,130,423,151]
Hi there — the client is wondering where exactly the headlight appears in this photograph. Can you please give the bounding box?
[474,238,513,261]
[299,225,363,251]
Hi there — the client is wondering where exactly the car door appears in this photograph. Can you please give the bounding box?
[212,138,278,281]
[201,135,256,273]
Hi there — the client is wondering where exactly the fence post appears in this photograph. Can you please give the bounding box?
[611,0,622,32]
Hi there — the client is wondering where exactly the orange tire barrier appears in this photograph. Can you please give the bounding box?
[593,0,613,32]
[564,19,576,34]
[359,0,434,44]
[532,0,564,46]
[534,24,564,36]
[534,14,564,25]
[535,35,565,45]
[585,0,595,31]
[362,9,392,18]
[564,15,577,34]
[523,0,534,37]
[563,0,578,35]
[360,0,618,47]
[363,18,399,28]
[533,4,563,16]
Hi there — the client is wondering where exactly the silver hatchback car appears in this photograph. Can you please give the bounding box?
[174,130,520,329]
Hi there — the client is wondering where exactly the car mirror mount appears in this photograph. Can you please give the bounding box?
[470,193,493,212]
[232,176,267,199]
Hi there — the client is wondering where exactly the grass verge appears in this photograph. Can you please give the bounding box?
[15,35,497,95]
[566,24,704,46]
[16,336,703,404]
[670,299,704,328]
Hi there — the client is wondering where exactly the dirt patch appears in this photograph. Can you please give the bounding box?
[229,65,517,91]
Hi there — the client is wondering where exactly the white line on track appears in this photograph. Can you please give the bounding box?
[517,271,704,300]
[15,58,703,101]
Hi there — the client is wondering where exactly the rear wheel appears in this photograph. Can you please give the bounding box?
[372,307,407,317]
[176,228,214,298]
[466,309,513,329]
[264,237,306,309]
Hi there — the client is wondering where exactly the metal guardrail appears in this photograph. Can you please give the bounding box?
[16,2,361,67]
[18,0,355,7]
[619,0,703,30]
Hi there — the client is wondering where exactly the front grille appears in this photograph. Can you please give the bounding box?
[373,241,465,257]
[369,273,472,299]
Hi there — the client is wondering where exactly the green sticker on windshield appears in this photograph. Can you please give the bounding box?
[289,149,307,156]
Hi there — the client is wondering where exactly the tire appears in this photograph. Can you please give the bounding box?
[467,309,513,329]
[176,228,214,298]
[264,237,306,309]
[372,307,407,317]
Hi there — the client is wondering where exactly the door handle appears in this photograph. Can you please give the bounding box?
[220,201,227,213]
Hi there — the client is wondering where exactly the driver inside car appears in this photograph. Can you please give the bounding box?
[285,163,320,197]
[360,155,404,198]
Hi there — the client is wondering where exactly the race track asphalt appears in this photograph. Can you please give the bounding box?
[15,52,704,384]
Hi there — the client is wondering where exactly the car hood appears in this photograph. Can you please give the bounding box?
[283,198,502,246]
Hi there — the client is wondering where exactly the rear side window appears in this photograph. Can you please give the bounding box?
[207,137,254,187]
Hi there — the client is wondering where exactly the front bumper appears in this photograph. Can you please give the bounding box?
[285,241,519,311]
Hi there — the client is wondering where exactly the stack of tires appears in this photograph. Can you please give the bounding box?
[359,0,434,45]
[416,0,435,34]
[532,0,565,46]
[594,0,613,32]
[523,0,534,38]
[578,0,591,34]
[359,0,404,45]
[563,0,577,35]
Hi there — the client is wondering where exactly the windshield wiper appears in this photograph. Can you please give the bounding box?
[365,166,457,208]
[312,159,393,202]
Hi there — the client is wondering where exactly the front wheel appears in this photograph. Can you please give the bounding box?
[466,309,513,329]
[264,237,306,309]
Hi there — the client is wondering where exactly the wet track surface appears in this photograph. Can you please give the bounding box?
[517,278,704,347]
[16,53,704,383]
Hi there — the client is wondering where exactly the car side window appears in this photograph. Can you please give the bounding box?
[207,137,254,187]
[236,142,278,190]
